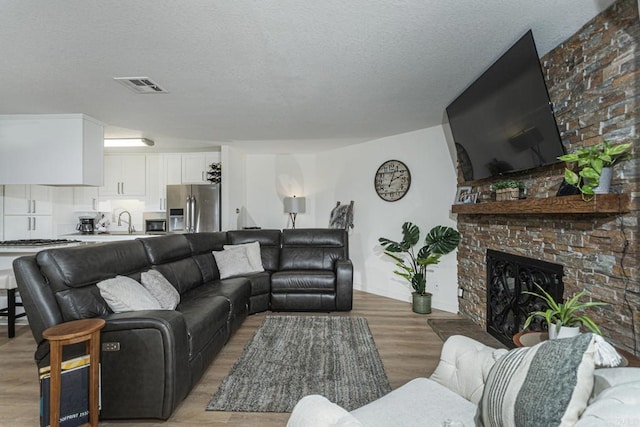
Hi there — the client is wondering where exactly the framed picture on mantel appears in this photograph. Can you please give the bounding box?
[454,186,473,204]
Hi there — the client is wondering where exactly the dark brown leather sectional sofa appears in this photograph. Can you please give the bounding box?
[13,228,352,420]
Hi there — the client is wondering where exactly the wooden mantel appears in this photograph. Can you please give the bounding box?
[451,193,631,215]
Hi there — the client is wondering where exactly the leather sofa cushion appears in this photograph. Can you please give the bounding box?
[228,229,281,271]
[36,241,150,321]
[279,229,348,271]
[140,234,192,264]
[238,271,271,296]
[153,258,204,295]
[177,288,230,359]
[271,270,336,293]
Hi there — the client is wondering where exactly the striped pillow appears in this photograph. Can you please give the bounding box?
[476,333,596,427]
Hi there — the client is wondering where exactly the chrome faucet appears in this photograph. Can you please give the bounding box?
[117,210,135,234]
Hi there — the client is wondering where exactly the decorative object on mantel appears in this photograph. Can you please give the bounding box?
[557,140,632,201]
[206,162,221,184]
[522,283,609,339]
[492,180,525,201]
[379,222,460,314]
[454,186,474,204]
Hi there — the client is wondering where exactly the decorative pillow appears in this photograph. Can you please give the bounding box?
[223,241,264,272]
[476,333,597,427]
[97,276,162,313]
[141,269,180,310]
[213,246,257,279]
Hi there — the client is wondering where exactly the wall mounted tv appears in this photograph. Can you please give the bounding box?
[446,30,565,182]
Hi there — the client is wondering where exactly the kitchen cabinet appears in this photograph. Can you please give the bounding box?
[181,152,220,184]
[73,186,100,212]
[100,154,146,197]
[3,215,53,240]
[3,184,54,239]
[0,114,104,186]
[146,154,182,211]
[4,185,53,215]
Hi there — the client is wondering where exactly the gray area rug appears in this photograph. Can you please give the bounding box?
[207,316,391,413]
[428,318,506,348]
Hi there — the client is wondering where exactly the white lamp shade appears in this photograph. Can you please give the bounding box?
[284,196,306,214]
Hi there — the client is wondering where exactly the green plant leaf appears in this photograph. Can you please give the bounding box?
[401,222,420,248]
[558,153,579,162]
[564,168,579,185]
[424,225,461,255]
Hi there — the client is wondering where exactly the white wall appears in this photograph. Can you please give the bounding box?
[237,125,460,312]
[315,126,459,312]
[243,153,318,230]
[221,145,247,230]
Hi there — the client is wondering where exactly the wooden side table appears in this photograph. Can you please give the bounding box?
[42,318,105,427]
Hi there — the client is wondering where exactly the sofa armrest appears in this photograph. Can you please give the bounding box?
[99,310,191,419]
[430,335,507,404]
[287,395,363,427]
[335,260,353,311]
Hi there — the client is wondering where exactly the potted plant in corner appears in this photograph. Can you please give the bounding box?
[557,140,632,200]
[522,284,609,339]
[379,222,461,314]
[492,180,525,201]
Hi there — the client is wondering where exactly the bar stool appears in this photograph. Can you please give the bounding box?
[43,318,105,427]
[0,268,27,338]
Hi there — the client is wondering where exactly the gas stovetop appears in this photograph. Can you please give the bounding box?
[0,239,82,247]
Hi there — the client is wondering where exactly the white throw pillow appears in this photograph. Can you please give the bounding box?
[97,275,162,312]
[223,241,264,272]
[213,246,258,279]
[141,269,180,310]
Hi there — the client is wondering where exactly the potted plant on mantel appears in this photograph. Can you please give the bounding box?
[492,180,525,201]
[557,140,632,201]
[522,284,609,339]
[379,222,461,314]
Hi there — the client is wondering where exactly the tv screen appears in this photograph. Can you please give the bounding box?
[446,30,565,182]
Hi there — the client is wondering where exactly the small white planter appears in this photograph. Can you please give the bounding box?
[593,167,613,194]
[548,323,581,339]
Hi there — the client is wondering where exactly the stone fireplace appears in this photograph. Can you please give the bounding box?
[455,0,640,356]
[486,250,563,348]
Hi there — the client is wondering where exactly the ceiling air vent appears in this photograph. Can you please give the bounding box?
[114,77,168,94]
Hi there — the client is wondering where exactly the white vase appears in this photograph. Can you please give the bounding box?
[593,167,613,194]
[548,323,581,339]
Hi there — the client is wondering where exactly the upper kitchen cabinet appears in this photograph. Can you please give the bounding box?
[100,154,146,197]
[146,154,182,211]
[181,152,220,184]
[0,114,103,185]
[4,185,53,215]
[73,186,100,212]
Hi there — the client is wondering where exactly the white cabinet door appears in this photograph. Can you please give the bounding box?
[3,215,53,240]
[4,185,52,215]
[30,185,53,215]
[146,154,182,211]
[3,185,29,215]
[100,155,146,197]
[181,153,220,184]
[73,187,99,211]
[100,155,122,196]
[120,155,146,196]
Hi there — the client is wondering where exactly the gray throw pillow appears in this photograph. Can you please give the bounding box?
[223,241,264,272]
[141,269,180,310]
[476,333,596,426]
[97,275,162,312]
[213,246,257,279]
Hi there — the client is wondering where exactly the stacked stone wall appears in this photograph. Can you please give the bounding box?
[456,0,640,355]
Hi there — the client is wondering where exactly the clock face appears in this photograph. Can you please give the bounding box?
[374,160,411,202]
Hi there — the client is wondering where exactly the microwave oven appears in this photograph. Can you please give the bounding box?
[145,218,167,234]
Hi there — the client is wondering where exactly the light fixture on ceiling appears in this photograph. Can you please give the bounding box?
[284,195,306,229]
[104,138,155,147]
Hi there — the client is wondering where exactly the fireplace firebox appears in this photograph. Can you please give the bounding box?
[486,249,563,347]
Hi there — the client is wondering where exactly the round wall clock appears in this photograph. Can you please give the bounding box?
[374,160,411,202]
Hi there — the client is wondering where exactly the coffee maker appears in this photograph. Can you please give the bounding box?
[77,216,96,234]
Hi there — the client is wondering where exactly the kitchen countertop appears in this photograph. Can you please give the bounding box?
[61,232,164,242]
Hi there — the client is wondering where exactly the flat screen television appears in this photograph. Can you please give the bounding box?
[446,30,565,182]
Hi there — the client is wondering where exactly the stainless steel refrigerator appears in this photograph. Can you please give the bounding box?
[166,184,221,233]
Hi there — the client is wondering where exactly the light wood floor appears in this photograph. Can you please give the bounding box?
[0,291,461,426]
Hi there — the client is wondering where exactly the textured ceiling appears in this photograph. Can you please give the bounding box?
[0,0,618,151]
